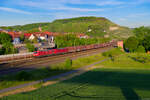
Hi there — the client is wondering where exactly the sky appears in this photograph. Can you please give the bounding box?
[0,0,150,28]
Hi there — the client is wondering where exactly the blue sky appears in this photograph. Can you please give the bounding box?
[0,0,150,28]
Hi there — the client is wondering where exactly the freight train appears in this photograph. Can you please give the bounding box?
[33,40,116,57]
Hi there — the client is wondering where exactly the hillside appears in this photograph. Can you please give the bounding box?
[146,26,150,29]
[0,17,133,39]
[0,23,50,33]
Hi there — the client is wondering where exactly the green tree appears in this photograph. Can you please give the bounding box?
[135,45,145,53]
[124,37,139,52]
[133,26,150,39]
[19,34,25,42]
[0,48,4,55]
[2,42,17,54]
[0,33,12,44]
[65,58,72,69]
[26,43,35,52]
[54,34,110,48]
[142,35,150,51]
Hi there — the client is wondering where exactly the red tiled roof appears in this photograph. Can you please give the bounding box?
[8,32,21,39]
[24,33,32,38]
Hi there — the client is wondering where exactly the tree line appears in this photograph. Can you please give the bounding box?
[0,33,17,55]
[0,32,36,55]
[54,34,110,48]
[124,26,150,53]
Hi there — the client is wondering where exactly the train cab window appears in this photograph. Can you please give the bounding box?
[34,51,37,54]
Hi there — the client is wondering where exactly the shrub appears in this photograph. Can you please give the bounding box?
[26,43,35,52]
[142,35,150,51]
[135,45,145,53]
[2,42,17,54]
[124,36,139,52]
[0,33,12,44]
[102,48,123,57]
[65,58,72,69]
[16,71,31,81]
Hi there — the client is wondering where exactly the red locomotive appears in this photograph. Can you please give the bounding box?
[33,40,116,57]
[33,48,68,57]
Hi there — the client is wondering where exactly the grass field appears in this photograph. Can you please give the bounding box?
[0,53,106,90]
[1,52,150,100]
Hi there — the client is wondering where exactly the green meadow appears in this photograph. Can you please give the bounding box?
[1,51,150,100]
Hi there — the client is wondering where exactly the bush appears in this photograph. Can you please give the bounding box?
[135,45,145,53]
[142,35,150,51]
[102,48,123,57]
[0,33,12,44]
[16,71,31,81]
[65,58,72,69]
[0,48,4,55]
[2,42,17,54]
[26,43,35,52]
[54,34,110,48]
[124,37,139,52]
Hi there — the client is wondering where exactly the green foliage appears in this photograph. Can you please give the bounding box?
[0,53,104,90]
[129,55,150,63]
[1,17,132,39]
[0,48,4,55]
[0,23,50,32]
[142,35,150,51]
[0,33,17,55]
[135,45,145,53]
[55,34,110,48]
[124,37,139,52]
[48,17,132,39]
[133,26,150,39]
[53,17,105,23]
[0,33,12,44]
[102,48,123,57]
[3,53,150,100]
[86,25,107,37]
[1,42,17,55]
[15,71,31,81]
[131,26,150,52]
[26,43,35,52]
[65,58,72,68]
[19,34,25,42]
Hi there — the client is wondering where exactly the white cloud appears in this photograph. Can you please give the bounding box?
[61,0,125,6]
[0,7,32,14]
[51,7,105,12]
[17,0,106,12]
[97,0,125,6]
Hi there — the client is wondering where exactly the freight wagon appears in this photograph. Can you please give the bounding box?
[33,40,116,57]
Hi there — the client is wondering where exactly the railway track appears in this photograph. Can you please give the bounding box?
[0,46,113,76]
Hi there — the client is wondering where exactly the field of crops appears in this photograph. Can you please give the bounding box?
[1,53,150,100]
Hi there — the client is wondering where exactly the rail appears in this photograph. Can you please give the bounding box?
[0,52,33,59]
[0,40,117,64]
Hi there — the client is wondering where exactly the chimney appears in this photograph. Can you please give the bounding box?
[39,25,42,32]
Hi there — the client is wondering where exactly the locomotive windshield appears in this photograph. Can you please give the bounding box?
[34,51,37,54]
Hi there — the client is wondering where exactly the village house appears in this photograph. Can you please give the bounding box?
[24,31,59,41]
[24,33,32,39]
[29,34,36,40]
[1,28,59,44]
[8,32,21,44]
